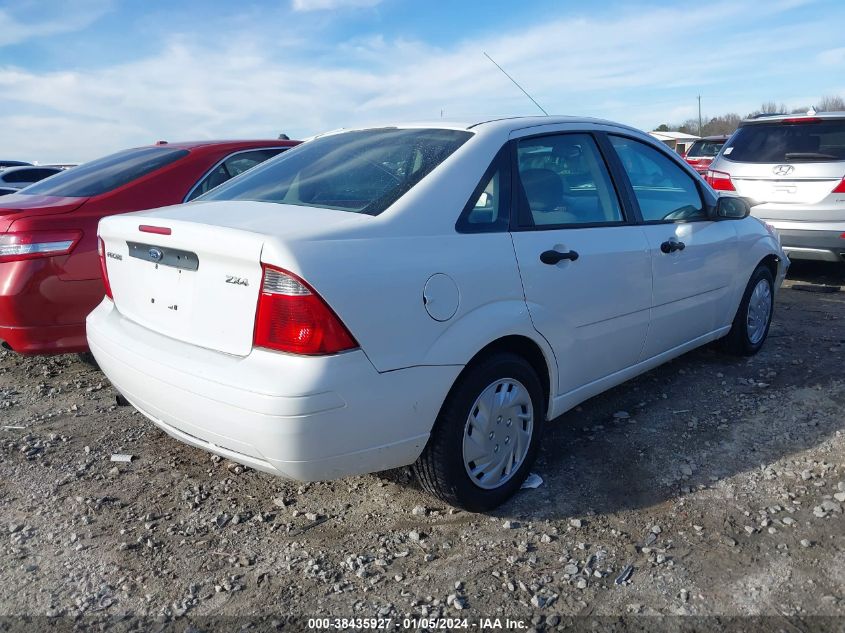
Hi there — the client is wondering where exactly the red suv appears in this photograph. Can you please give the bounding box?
[683,135,729,173]
[0,139,298,354]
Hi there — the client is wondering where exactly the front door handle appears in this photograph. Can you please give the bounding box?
[660,239,686,254]
[540,249,579,265]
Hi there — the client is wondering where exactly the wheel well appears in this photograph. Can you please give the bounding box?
[759,254,779,280]
[466,335,552,413]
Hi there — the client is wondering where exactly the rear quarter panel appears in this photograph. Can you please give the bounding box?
[260,231,553,378]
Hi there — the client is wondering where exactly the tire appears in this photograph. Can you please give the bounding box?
[720,264,775,356]
[413,351,544,511]
[78,352,100,369]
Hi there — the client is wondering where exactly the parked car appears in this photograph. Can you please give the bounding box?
[0,139,298,354]
[706,112,845,263]
[0,160,33,170]
[0,165,62,189]
[683,135,729,173]
[89,118,787,510]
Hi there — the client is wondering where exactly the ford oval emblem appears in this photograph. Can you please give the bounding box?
[148,247,164,262]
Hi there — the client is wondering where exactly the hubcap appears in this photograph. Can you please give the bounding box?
[746,278,772,345]
[462,378,534,490]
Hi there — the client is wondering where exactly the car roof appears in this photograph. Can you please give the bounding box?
[145,139,299,151]
[0,165,61,174]
[741,111,845,125]
[700,135,729,141]
[313,116,644,139]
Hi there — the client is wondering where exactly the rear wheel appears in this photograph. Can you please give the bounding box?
[413,352,544,511]
[721,264,774,356]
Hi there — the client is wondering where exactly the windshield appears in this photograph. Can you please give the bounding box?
[724,120,845,162]
[686,140,724,158]
[200,128,472,215]
[21,147,189,197]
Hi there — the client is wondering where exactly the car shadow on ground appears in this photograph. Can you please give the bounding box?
[495,261,845,521]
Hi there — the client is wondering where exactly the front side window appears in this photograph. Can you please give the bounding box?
[200,128,472,216]
[610,136,705,222]
[22,147,189,198]
[516,133,623,227]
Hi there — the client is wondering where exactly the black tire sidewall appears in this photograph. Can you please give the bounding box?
[435,353,544,511]
[736,266,775,354]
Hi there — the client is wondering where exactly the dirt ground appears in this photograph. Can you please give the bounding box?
[1,261,843,632]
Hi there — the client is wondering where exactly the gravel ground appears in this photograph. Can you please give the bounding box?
[1,261,843,631]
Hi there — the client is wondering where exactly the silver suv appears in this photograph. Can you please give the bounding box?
[707,112,845,263]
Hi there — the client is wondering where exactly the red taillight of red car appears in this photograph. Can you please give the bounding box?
[704,169,736,191]
[0,229,82,263]
[832,178,845,194]
[97,237,113,299]
[253,265,357,355]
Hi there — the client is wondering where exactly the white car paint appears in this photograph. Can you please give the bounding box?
[88,116,788,482]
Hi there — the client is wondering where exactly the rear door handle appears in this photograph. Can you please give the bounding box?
[540,249,579,265]
[660,240,686,254]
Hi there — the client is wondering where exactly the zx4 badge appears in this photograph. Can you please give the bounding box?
[225,276,249,287]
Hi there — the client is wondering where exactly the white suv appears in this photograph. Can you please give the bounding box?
[707,112,845,263]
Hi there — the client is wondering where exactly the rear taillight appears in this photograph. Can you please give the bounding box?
[97,237,113,299]
[832,178,845,194]
[0,230,82,263]
[253,265,357,355]
[704,169,736,191]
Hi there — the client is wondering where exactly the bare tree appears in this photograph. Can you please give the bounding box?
[748,101,788,117]
[817,95,845,112]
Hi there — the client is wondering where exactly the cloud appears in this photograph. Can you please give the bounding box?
[291,0,384,12]
[0,0,111,47]
[817,47,845,66]
[0,0,839,162]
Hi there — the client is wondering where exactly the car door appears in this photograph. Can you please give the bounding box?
[184,148,286,202]
[606,134,738,359]
[509,131,652,397]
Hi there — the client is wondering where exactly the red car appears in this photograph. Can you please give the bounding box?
[0,139,298,354]
[683,135,729,173]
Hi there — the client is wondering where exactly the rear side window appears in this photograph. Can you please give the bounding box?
[516,133,623,227]
[610,136,705,222]
[201,128,472,216]
[22,147,189,198]
[725,120,845,162]
[456,146,511,233]
[686,140,724,158]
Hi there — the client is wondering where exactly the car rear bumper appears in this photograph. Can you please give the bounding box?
[763,220,845,262]
[86,300,461,481]
[0,259,101,354]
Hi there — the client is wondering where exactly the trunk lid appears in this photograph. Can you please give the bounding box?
[0,194,88,233]
[98,200,370,356]
[725,161,845,205]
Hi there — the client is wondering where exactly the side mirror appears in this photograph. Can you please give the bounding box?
[716,196,750,219]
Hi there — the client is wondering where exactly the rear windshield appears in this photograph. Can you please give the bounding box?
[686,140,725,158]
[725,120,845,163]
[200,128,472,215]
[21,147,189,197]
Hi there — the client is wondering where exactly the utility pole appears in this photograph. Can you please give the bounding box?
[697,95,703,137]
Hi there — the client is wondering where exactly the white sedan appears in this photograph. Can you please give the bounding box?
[88,117,788,510]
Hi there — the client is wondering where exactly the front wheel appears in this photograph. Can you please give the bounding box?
[720,264,775,356]
[413,352,544,511]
